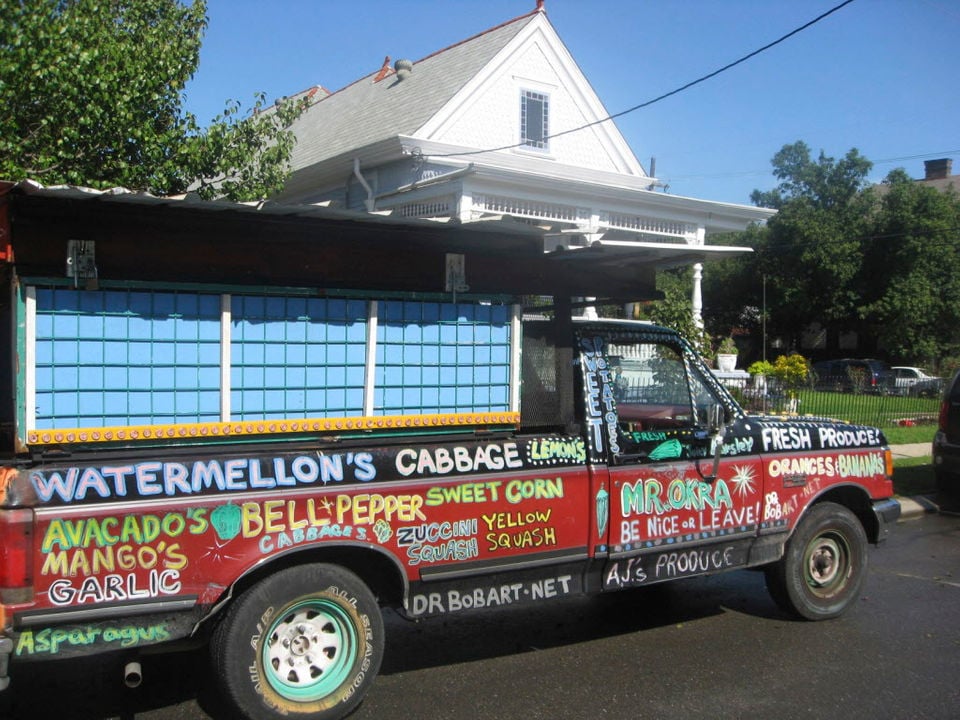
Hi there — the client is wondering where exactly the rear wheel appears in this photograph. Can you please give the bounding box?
[211,563,384,720]
[764,502,867,620]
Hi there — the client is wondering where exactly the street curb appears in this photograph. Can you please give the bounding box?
[896,495,939,519]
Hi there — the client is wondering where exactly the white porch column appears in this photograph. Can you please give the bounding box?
[581,230,604,319]
[691,225,706,330]
[692,263,704,330]
[457,191,474,223]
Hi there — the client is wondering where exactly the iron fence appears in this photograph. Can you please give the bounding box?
[717,375,942,429]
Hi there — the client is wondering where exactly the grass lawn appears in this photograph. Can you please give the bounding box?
[801,392,939,496]
[741,386,941,497]
[791,392,943,497]
[881,424,936,445]
[797,388,941,428]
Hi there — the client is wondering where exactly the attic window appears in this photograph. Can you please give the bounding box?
[520,90,549,150]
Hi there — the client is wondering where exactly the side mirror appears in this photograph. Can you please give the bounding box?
[707,402,726,433]
[702,402,728,483]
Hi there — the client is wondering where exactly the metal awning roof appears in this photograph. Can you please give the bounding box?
[1,181,750,301]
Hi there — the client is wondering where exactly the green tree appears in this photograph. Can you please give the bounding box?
[861,169,960,364]
[750,141,873,211]
[710,142,960,368]
[641,267,711,355]
[700,225,766,355]
[0,0,307,200]
[741,141,874,352]
[752,142,872,331]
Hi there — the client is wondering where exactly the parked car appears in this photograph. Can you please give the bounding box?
[933,369,960,500]
[812,358,894,394]
[891,366,943,397]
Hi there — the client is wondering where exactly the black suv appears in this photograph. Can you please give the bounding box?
[933,369,960,500]
[811,358,894,393]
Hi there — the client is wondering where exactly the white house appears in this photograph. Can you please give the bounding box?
[273,1,774,320]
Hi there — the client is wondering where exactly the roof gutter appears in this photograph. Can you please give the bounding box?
[375,163,477,201]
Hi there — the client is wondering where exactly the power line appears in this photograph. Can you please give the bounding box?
[666,150,960,182]
[432,0,858,159]
[874,151,960,165]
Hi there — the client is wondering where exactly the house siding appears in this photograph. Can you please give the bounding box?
[430,40,622,174]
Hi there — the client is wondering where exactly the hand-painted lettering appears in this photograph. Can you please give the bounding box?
[47,569,181,606]
[424,481,502,506]
[409,574,574,616]
[395,443,522,477]
[30,452,377,504]
[581,336,620,454]
[41,542,187,578]
[526,437,586,465]
[42,509,208,551]
[818,426,881,448]
[406,538,480,566]
[621,477,733,516]
[761,426,813,452]
[14,623,172,656]
[335,494,426,525]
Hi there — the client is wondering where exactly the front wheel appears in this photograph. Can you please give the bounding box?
[764,502,867,620]
[211,563,384,720]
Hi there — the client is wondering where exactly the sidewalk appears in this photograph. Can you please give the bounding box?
[890,442,932,460]
[889,442,938,519]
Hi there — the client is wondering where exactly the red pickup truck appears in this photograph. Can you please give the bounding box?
[0,183,899,720]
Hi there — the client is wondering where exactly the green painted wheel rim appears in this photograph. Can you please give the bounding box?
[262,598,359,701]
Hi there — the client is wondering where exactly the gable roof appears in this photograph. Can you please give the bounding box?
[272,5,773,235]
[287,8,541,175]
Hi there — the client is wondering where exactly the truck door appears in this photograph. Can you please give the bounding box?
[577,328,765,590]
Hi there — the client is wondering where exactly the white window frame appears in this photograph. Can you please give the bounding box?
[520,89,550,151]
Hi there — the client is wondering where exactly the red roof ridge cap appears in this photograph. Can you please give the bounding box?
[373,55,393,83]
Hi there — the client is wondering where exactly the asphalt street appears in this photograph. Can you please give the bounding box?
[3,505,958,720]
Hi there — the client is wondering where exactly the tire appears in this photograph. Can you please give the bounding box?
[935,468,959,502]
[764,502,867,620]
[211,563,384,720]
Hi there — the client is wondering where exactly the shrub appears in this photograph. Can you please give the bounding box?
[772,354,809,396]
[717,336,738,355]
[747,360,774,376]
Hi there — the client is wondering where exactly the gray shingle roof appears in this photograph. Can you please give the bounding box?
[287,11,539,172]
[919,175,958,193]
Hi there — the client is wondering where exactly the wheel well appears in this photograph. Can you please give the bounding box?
[812,485,880,543]
[217,545,407,619]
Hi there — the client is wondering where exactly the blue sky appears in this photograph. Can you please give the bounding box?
[184,0,960,206]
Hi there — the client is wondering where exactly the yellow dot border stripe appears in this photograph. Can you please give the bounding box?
[26,412,522,446]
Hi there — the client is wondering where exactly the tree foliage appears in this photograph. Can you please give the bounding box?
[750,141,873,211]
[640,267,711,356]
[771,353,809,392]
[751,142,874,334]
[862,169,960,361]
[705,140,960,368]
[0,0,307,200]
